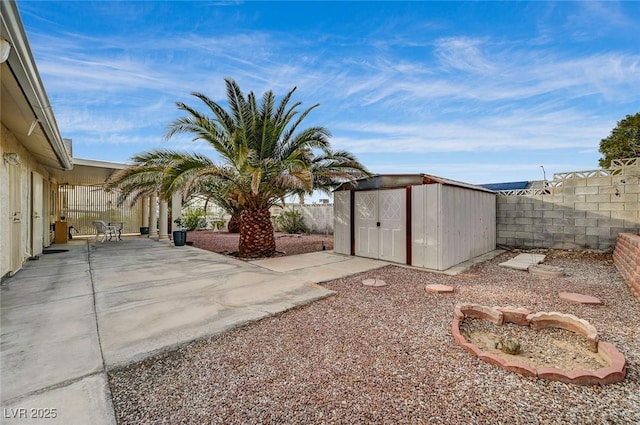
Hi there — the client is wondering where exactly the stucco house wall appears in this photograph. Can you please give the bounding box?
[1,1,72,278]
[1,125,58,276]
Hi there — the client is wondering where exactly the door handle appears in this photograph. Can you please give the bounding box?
[376,222,380,227]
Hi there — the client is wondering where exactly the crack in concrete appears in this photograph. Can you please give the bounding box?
[86,239,118,423]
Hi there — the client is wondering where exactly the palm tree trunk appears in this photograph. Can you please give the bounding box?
[238,207,276,258]
[227,213,241,233]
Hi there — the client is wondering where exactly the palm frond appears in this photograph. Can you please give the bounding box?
[122,79,369,215]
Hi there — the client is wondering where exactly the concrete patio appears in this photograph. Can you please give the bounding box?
[0,237,387,424]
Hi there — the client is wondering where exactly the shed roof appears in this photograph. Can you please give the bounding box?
[334,174,495,194]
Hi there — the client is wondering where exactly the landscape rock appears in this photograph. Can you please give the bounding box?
[425,284,454,294]
[559,292,603,305]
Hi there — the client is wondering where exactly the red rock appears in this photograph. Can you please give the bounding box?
[425,284,454,294]
[362,278,386,287]
[559,292,602,305]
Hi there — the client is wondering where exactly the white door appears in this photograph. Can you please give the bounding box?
[9,165,22,274]
[354,189,406,264]
[379,189,406,263]
[32,172,44,256]
[354,191,379,259]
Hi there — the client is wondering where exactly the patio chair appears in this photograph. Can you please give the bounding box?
[108,221,124,240]
[92,220,119,243]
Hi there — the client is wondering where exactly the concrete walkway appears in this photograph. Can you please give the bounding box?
[1,237,387,424]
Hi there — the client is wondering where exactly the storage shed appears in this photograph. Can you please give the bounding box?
[334,174,496,271]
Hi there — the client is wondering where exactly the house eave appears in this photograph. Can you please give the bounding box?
[1,1,72,171]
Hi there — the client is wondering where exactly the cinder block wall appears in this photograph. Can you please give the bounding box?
[613,233,640,303]
[496,159,640,250]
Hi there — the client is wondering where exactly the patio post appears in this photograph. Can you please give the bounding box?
[149,194,158,238]
[159,200,169,240]
[142,196,149,229]
[171,192,182,233]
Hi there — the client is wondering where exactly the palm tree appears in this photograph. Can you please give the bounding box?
[107,150,242,232]
[106,150,181,207]
[163,78,370,258]
[184,176,243,233]
[107,149,241,228]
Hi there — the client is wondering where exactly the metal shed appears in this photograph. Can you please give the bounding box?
[333,174,496,271]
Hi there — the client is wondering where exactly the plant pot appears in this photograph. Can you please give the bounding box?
[172,230,187,246]
[140,227,150,235]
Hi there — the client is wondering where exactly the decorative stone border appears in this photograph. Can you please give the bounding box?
[452,304,626,385]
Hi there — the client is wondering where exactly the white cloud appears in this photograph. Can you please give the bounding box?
[21,1,640,181]
[330,108,608,154]
[434,37,497,74]
[565,1,636,41]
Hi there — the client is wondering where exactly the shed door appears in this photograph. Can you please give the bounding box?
[354,191,379,259]
[379,189,406,263]
[354,189,406,264]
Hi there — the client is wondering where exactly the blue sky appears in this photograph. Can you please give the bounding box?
[17,1,640,190]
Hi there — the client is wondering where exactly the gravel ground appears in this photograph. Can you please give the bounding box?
[186,230,333,257]
[109,250,640,424]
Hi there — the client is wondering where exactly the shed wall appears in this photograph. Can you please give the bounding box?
[339,181,496,271]
[412,184,495,270]
[411,184,441,269]
[333,191,351,255]
[439,186,496,269]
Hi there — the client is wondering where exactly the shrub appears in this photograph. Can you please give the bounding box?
[181,208,207,231]
[274,210,309,234]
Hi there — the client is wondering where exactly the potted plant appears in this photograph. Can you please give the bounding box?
[172,217,187,246]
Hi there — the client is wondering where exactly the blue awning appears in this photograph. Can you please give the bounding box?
[479,181,529,191]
